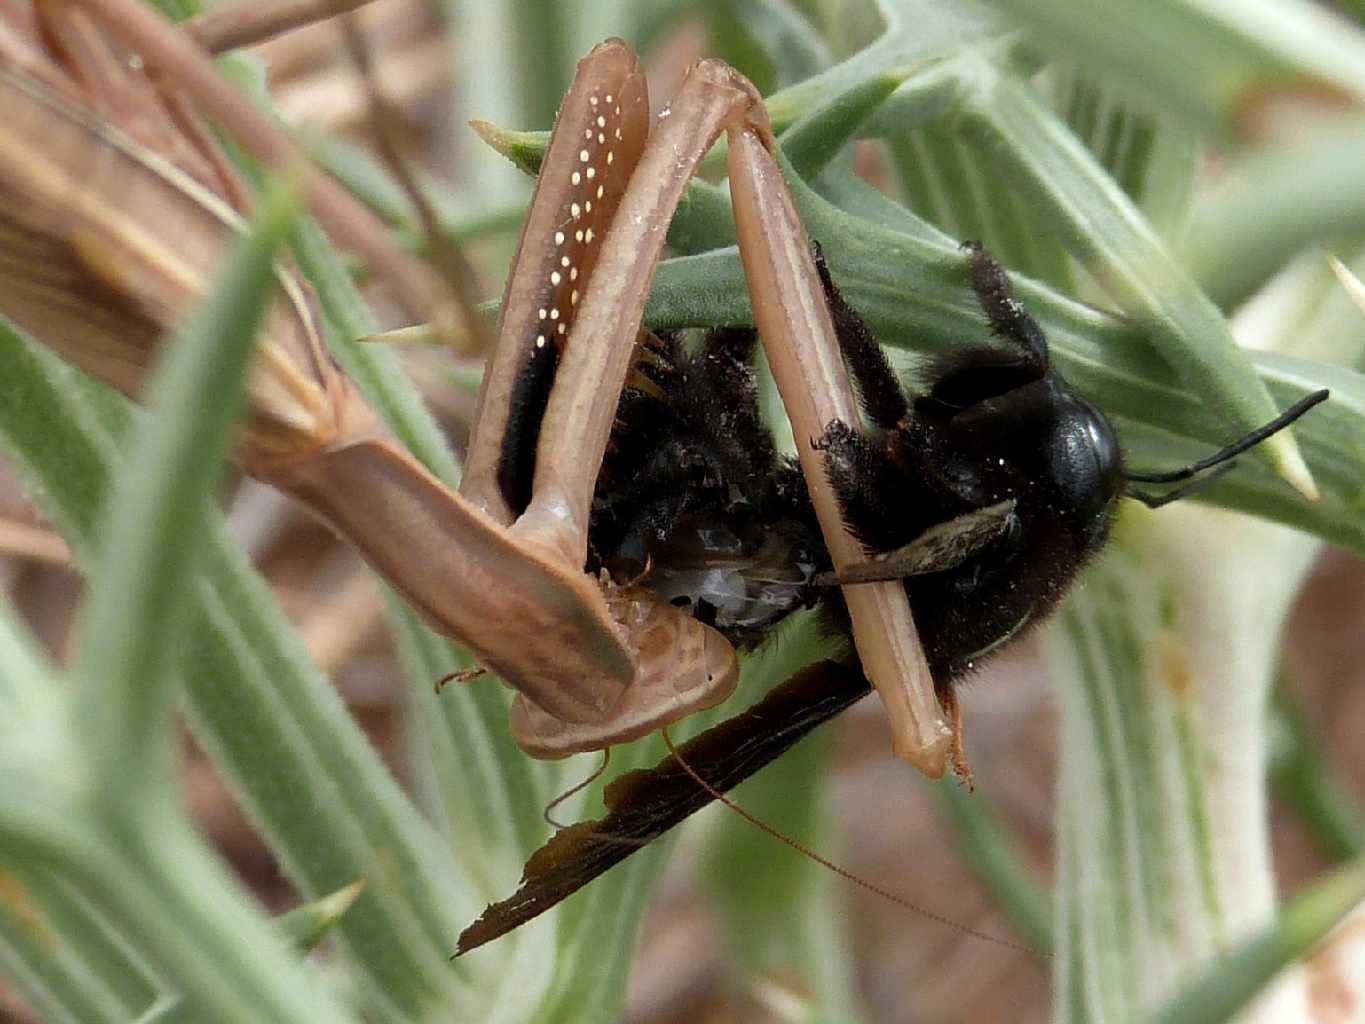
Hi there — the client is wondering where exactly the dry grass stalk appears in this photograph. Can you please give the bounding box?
[67,0,470,352]
[0,7,350,472]
[184,0,380,56]
[0,518,73,567]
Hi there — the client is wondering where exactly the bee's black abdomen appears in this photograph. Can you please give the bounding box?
[591,329,825,643]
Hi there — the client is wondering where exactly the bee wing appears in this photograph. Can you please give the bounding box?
[816,501,1018,586]
[455,660,870,956]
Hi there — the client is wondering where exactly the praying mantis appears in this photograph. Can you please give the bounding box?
[0,6,959,778]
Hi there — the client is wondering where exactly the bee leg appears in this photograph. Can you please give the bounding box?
[811,242,909,431]
[811,419,909,552]
[961,240,1048,374]
[435,666,488,692]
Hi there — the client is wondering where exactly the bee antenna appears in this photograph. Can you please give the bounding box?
[1125,461,1239,509]
[659,728,1050,959]
[1122,389,1329,499]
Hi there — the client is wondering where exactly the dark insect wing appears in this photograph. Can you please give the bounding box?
[455,661,870,956]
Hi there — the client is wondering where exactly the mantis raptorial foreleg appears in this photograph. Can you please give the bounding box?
[476,40,951,773]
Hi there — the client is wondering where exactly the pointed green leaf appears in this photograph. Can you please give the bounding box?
[1151,859,1365,1024]
[74,181,300,801]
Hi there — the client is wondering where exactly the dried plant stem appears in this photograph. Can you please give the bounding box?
[185,0,379,56]
[70,0,468,348]
[0,518,72,567]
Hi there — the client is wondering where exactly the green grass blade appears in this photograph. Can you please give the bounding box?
[134,879,374,1024]
[0,894,134,1024]
[0,759,360,1022]
[704,729,862,1019]
[1270,681,1365,864]
[73,183,299,801]
[1049,67,1197,240]
[715,0,832,90]
[0,593,61,739]
[276,880,369,953]
[1150,859,1365,1024]
[783,68,912,179]
[987,0,1365,137]
[758,0,1011,134]
[0,867,159,1023]
[932,780,1054,955]
[699,615,861,1019]
[957,70,1314,497]
[0,325,466,1015]
[0,777,174,1023]
[1183,118,1365,309]
[185,564,469,1011]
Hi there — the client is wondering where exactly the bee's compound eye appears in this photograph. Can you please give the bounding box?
[1048,394,1123,534]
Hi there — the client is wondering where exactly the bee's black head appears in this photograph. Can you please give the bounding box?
[1041,386,1124,548]
[927,368,1123,557]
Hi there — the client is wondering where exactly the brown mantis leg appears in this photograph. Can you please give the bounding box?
[482,49,757,757]
[725,112,952,776]
[510,57,758,568]
[459,40,649,527]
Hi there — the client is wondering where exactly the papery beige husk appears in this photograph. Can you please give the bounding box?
[0,13,349,474]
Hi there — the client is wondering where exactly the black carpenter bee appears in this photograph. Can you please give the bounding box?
[592,240,1323,689]
[456,240,1328,954]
